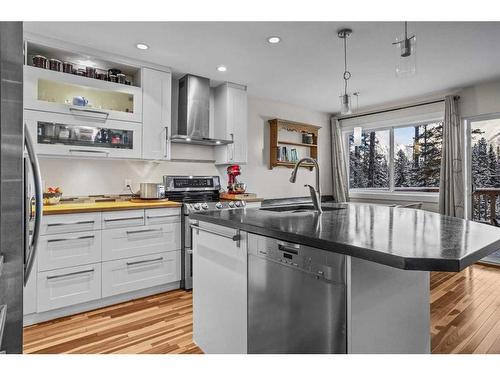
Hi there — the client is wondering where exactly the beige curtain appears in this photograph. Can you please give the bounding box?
[439,96,464,218]
[330,117,349,202]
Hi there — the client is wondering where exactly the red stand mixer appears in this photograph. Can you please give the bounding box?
[226,165,246,194]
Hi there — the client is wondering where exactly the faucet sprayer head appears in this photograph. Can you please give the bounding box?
[289,170,297,183]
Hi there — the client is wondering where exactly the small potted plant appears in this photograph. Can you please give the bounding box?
[43,186,62,205]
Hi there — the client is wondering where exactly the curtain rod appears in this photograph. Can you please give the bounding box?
[337,96,460,121]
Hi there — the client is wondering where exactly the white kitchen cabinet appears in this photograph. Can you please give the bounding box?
[41,212,101,235]
[102,222,181,261]
[141,68,172,160]
[25,110,142,159]
[214,83,248,165]
[38,230,102,271]
[37,263,102,312]
[101,250,180,298]
[24,65,142,123]
[193,222,247,353]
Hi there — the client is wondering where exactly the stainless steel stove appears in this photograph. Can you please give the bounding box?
[163,175,245,290]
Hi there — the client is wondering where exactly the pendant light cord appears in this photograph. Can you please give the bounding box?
[343,33,350,96]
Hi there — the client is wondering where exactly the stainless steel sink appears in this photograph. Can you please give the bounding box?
[259,205,345,213]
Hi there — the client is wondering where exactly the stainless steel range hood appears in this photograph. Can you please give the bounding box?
[172,74,233,146]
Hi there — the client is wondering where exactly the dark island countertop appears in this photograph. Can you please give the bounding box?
[189,202,500,272]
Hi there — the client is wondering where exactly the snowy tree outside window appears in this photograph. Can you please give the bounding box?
[348,121,443,192]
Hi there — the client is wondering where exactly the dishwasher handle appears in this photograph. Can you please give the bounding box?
[277,240,300,255]
[190,224,241,247]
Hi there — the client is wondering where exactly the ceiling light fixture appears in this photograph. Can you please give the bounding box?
[136,43,149,50]
[267,36,281,44]
[217,65,227,72]
[392,22,416,78]
[337,28,354,115]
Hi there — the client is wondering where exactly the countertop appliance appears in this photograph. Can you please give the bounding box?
[171,74,233,146]
[248,236,347,353]
[226,164,246,194]
[138,182,165,199]
[1,22,42,354]
[163,175,246,290]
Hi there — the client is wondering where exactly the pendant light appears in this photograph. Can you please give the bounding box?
[393,22,416,77]
[338,28,353,115]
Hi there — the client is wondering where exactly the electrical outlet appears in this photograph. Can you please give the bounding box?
[124,179,132,189]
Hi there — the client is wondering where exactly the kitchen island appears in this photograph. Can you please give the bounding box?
[189,203,500,354]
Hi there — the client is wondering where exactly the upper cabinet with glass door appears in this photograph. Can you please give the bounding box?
[23,41,142,123]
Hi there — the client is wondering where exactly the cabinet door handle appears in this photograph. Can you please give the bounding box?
[46,268,95,280]
[146,214,178,219]
[229,133,234,161]
[47,235,95,243]
[47,220,95,227]
[126,257,163,266]
[69,107,110,120]
[126,228,162,235]
[104,216,143,222]
[164,126,170,159]
[69,149,110,156]
[190,224,240,247]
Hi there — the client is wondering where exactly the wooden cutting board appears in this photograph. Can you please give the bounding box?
[220,192,263,202]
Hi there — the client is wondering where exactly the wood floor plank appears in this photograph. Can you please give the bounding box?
[24,264,500,354]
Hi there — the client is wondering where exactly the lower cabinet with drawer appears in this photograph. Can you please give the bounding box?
[37,263,102,312]
[102,250,180,298]
[102,221,181,261]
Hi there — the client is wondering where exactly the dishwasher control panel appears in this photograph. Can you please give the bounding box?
[248,234,346,284]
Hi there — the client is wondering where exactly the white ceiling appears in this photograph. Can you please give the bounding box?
[24,21,500,113]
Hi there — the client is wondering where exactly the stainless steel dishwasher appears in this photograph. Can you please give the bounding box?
[248,234,347,354]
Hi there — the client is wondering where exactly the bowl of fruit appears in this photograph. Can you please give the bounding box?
[43,187,62,205]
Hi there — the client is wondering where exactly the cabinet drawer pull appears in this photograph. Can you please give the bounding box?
[69,149,110,156]
[190,224,240,247]
[126,228,162,235]
[47,220,95,227]
[47,235,95,243]
[69,107,110,120]
[126,257,163,266]
[46,268,95,280]
[146,214,178,219]
[104,216,143,222]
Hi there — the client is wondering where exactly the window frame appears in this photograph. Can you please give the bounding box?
[343,116,443,202]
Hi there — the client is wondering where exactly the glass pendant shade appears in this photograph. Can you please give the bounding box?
[395,34,416,78]
[340,93,352,115]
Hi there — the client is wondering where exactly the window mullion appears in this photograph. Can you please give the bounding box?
[389,128,395,192]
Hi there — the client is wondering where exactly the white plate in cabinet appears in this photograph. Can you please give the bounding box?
[24,110,142,159]
[41,212,101,235]
[101,250,180,298]
[145,208,181,225]
[38,231,102,272]
[102,222,181,261]
[24,65,142,123]
[37,263,101,312]
[102,209,144,229]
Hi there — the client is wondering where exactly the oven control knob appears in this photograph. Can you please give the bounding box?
[193,203,201,211]
[202,203,209,210]
[215,202,223,209]
[228,201,235,208]
[235,201,241,207]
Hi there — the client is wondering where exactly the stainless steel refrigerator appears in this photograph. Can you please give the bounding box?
[0,21,42,354]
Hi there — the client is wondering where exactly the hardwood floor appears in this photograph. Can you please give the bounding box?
[431,263,500,353]
[23,289,202,354]
[24,264,500,354]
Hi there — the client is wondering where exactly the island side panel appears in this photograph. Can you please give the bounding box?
[348,256,430,354]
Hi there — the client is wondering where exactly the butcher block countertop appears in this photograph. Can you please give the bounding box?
[43,200,182,215]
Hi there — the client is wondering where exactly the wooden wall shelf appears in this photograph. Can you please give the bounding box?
[268,118,321,170]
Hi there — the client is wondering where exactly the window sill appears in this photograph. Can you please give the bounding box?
[349,190,439,204]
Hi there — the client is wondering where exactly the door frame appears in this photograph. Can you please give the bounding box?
[463,112,500,220]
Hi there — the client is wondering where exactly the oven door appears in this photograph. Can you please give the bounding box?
[181,211,194,290]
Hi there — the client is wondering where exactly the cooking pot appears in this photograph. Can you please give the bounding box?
[139,183,165,199]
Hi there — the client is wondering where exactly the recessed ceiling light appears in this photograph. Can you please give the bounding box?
[267,36,281,44]
[217,65,227,72]
[136,43,149,50]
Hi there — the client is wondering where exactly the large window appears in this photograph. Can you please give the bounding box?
[348,121,443,192]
